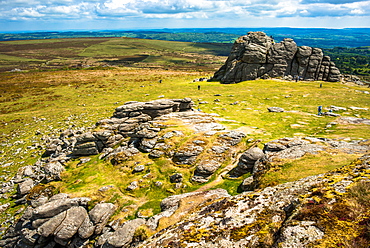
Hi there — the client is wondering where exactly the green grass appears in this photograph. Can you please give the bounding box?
[260,152,360,187]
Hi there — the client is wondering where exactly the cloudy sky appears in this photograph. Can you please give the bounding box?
[1,0,370,32]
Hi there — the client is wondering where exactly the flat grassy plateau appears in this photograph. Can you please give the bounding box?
[0,37,369,229]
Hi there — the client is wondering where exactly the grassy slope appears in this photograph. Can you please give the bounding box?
[0,37,369,226]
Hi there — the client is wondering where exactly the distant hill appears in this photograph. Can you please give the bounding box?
[1,28,370,49]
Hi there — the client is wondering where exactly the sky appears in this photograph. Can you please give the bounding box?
[0,0,370,32]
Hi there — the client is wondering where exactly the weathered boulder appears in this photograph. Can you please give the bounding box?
[173,145,204,165]
[276,221,325,247]
[212,31,341,83]
[52,206,88,245]
[169,173,183,183]
[238,147,265,171]
[0,193,118,248]
[113,98,193,119]
[239,176,255,192]
[268,107,285,113]
[126,181,139,191]
[103,218,146,248]
[43,138,64,157]
[219,131,246,146]
[16,178,34,197]
[133,165,145,173]
[33,197,87,219]
[43,161,65,182]
[89,203,117,235]
[192,159,222,183]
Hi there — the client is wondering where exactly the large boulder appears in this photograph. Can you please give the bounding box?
[103,218,146,247]
[212,31,341,83]
[238,147,265,171]
[113,98,193,119]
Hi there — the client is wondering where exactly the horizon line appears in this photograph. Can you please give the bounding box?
[1,26,370,34]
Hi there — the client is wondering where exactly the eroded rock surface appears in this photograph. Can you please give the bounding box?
[141,154,370,247]
[0,194,118,247]
[212,31,341,83]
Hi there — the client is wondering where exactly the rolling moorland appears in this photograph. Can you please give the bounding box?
[1,28,369,81]
[0,33,370,247]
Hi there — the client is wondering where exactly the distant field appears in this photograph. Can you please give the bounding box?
[1,28,370,48]
[0,37,230,72]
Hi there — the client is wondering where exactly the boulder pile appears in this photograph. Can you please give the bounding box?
[0,98,247,247]
[212,31,341,83]
[0,194,116,247]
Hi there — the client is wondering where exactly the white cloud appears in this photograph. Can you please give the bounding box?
[0,0,369,29]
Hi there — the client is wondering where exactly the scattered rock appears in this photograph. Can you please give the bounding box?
[126,181,139,191]
[323,112,341,117]
[16,178,34,197]
[268,107,285,112]
[169,173,183,183]
[133,165,145,173]
[340,117,370,125]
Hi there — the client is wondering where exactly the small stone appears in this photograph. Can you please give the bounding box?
[268,107,285,112]
[170,173,183,183]
[126,181,138,191]
[133,165,145,173]
[155,181,163,187]
[98,185,114,192]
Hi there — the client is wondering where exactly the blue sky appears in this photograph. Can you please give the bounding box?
[1,0,370,32]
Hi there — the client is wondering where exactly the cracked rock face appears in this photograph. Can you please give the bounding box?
[0,194,116,248]
[212,31,341,83]
[141,154,370,248]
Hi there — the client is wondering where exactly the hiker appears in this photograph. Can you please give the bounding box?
[318,106,323,116]
[198,85,200,90]
[320,83,322,88]
[159,79,162,83]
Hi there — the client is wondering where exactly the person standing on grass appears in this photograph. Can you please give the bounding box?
[318,106,323,115]
[198,85,201,90]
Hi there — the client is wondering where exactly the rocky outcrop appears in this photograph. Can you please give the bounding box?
[212,31,341,83]
[1,97,247,247]
[140,154,370,247]
[0,194,117,247]
[12,98,193,189]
